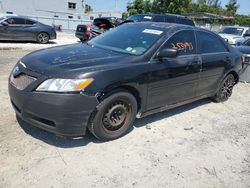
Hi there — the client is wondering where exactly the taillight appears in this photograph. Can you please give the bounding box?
[86,31,91,36]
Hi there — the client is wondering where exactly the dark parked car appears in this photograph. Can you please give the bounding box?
[0,16,56,43]
[9,23,243,141]
[75,17,120,42]
[123,13,195,26]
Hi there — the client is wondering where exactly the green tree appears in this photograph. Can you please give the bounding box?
[226,0,239,16]
[85,4,93,13]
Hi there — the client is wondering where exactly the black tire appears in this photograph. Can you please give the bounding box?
[88,90,137,141]
[37,32,50,44]
[212,74,235,103]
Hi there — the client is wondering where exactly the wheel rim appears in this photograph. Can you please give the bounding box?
[38,33,49,43]
[219,76,235,100]
[102,101,130,131]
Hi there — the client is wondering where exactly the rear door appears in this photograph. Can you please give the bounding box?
[23,19,37,40]
[147,29,201,109]
[195,30,231,96]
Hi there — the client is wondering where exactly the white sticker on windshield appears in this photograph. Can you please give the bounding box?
[143,29,163,35]
[144,16,152,19]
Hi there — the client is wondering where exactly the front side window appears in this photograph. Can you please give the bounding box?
[197,31,228,54]
[163,30,196,56]
[88,24,164,56]
[7,18,25,25]
[68,2,76,9]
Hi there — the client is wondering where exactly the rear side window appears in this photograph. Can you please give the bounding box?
[153,15,165,22]
[25,19,36,25]
[197,31,228,54]
[163,30,196,56]
[7,18,25,25]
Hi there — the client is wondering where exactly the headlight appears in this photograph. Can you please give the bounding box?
[36,78,94,92]
[228,38,236,45]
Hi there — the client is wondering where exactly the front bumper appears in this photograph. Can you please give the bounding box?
[9,83,98,136]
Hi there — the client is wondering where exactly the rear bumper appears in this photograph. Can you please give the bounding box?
[9,83,98,136]
[75,31,89,40]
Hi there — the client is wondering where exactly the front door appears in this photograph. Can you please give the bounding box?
[5,17,27,40]
[147,29,201,110]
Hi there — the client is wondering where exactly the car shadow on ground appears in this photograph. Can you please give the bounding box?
[17,98,211,148]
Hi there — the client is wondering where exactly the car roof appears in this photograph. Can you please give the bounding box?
[3,15,34,20]
[132,13,188,19]
[126,22,219,37]
[127,22,194,30]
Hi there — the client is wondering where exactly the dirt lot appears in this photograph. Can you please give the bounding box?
[0,41,250,188]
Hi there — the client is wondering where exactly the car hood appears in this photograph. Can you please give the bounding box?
[20,43,133,77]
[219,33,243,40]
[236,45,250,54]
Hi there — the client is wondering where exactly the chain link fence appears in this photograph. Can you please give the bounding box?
[28,16,92,31]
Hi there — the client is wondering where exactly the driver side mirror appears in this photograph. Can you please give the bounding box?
[156,48,178,59]
[1,21,9,26]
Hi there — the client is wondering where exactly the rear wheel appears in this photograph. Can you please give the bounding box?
[89,91,137,141]
[212,74,235,102]
[37,32,50,44]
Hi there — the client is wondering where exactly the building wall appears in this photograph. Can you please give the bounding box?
[0,0,122,30]
[0,0,85,19]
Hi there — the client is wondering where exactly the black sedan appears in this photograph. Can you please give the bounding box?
[0,16,56,44]
[9,23,243,141]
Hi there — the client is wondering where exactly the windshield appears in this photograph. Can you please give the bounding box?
[219,27,244,36]
[127,15,153,22]
[88,24,164,56]
[0,17,5,23]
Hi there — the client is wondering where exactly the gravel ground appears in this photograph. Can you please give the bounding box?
[0,42,250,188]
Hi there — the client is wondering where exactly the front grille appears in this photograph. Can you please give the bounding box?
[10,74,37,90]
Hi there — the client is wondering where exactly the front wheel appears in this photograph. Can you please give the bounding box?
[88,91,137,141]
[37,32,50,44]
[212,74,235,102]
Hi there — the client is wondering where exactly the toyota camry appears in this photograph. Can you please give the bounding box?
[9,23,243,141]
